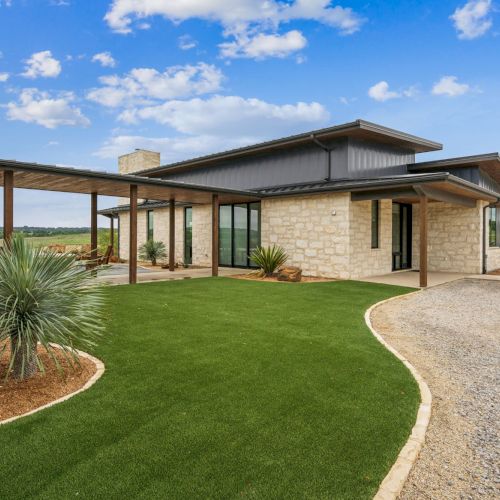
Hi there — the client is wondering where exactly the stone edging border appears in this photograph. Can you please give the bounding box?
[0,347,105,426]
[365,293,432,500]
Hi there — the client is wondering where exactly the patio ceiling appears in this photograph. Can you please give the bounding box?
[0,159,260,204]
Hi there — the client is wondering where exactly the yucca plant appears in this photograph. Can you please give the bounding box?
[249,245,288,277]
[0,236,106,380]
[139,239,167,266]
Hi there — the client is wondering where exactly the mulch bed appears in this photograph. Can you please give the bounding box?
[0,343,97,422]
[230,273,337,283]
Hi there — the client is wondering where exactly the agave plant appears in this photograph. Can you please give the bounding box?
[249,245,288,277]
[139,239,167,266]
[0,236,106,380]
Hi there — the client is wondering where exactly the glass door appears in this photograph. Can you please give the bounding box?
[233,204,248,267]
[219,205,233,266]
[392,203,412,271]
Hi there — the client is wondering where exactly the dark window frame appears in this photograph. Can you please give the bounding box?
[184,207,193,265]
[147,210,154,241]
[489,206,499,247]
[219,202,261,268]
[371,200,380,249]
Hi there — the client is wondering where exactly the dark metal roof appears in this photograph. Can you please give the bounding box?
[137,120,443,178]
[98,200,181,216]
[409,153,500,184]
[257,172,498,199]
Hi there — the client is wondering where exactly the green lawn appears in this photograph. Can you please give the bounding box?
[0,278,418,499]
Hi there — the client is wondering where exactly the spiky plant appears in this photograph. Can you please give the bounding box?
[249,245,288,277]
[139,240,167,266]
[0,236,106,380]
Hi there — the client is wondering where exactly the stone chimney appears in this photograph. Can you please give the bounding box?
[118,149,160,175]
[118,149,160,205]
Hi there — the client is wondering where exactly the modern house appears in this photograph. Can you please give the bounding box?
[98,120,500,284]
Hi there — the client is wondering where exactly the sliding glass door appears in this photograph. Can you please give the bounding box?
[219,202,261,267]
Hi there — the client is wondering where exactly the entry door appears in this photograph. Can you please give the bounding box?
[184,207,192,265]
[392,203,412,270]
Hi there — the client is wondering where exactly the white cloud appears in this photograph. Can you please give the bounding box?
[95,94,329,161]
[117,94,329,137]
[368,81,401,102]
[451,0,493,39]
[87,63,223,107]
[178,35,197,50]
[6,88,90,128]
[92,51,117,68]
[22,50,61,78]
[220,29,307,59]
[104,0,364,59]
[0,72,9,82]
[432,76,471,97]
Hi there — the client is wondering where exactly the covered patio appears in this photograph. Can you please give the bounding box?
[0,159,260,284]
[351,174,498,287]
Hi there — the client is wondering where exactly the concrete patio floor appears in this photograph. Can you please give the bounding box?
[358,270,471,288]
[94,264,243,285]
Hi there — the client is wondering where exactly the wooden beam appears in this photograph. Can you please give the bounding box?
[414,185,476,208]
[169,198,175,272]
[211,193,219,277]
[110,216,114,256]
[3,170,13,246]
[129,185,138,284]
[90,192,98,260]
[419,195,428,288]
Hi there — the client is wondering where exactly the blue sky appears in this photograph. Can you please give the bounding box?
[0,0,498,226]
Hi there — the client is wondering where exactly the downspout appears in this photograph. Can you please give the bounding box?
[310,134,335,181]
[482,204,488,274]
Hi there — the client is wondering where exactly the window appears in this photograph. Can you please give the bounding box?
[184,207,192,265]
[371,200,380,249]
[489,207,498,247]
[219,202,261,267]
[147,210,154,241]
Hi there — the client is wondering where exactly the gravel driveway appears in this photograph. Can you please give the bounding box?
[371,279,500,499]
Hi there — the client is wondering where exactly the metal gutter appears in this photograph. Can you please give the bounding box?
[409,152,500,170]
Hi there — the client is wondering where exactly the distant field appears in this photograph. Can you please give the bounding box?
[25,232,92,247]
[1,230,117,250]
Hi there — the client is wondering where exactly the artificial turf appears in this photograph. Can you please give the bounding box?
[0,278,419,499]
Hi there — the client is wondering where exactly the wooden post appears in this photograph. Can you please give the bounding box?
[3,170,13,246]
[129,185,138,284]
[212,194,219,277]
[169,198,175,272]
[419,195,428,288]
[90,192,98,260]
[110,216,115,256]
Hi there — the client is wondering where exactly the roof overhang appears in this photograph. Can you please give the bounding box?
[0,160,261,204]
[409,153,500,184]
[349,173,498,207]
[139,120,442,178]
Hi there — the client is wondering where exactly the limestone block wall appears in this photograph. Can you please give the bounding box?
[349,199,393,278]
[412,201,483,274]
[261,193,352,278]
[486,247,500,272]
[191,204,212,267]
[118,207,184,264]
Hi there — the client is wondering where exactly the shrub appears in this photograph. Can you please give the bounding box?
[249,245,288,277]
[0,236,106,380]
[139,240,167,266]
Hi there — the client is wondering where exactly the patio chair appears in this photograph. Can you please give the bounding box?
[85,245,113,270]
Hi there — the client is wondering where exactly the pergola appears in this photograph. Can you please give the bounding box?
[0,160,259,284]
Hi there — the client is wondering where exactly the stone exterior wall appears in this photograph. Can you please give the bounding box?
[412,201,483,274]
[485,205,500,272]
[191,204,212,267]
[118,207,184,264]
[349,199,393,278]
[261,193,351,278]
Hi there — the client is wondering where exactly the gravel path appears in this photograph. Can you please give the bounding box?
[371,279,500,499]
